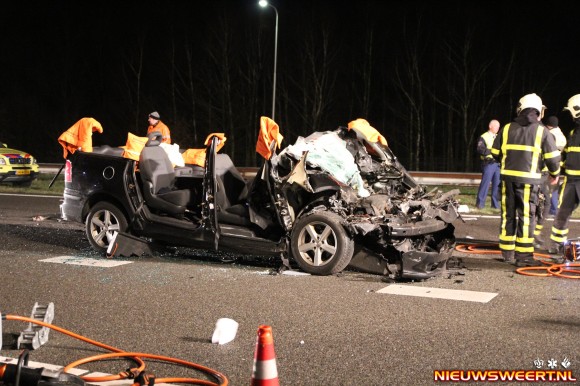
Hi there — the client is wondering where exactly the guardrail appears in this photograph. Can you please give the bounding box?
[39,163,482,186]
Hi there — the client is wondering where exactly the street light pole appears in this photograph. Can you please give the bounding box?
[259,1,278,121]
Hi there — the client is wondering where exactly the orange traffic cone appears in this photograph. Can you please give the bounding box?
[251,325,280,386]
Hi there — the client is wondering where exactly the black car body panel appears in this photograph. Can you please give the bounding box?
[60,125,461,280]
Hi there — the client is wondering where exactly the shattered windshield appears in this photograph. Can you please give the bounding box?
[280,131,370,197]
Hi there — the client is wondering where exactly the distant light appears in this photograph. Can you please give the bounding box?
[259,0,268,7]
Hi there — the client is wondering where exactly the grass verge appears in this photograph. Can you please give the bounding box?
[0,173,64,196]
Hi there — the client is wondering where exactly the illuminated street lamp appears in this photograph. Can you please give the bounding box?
[258,0,278,121]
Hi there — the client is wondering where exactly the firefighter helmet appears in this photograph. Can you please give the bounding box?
[563,94,580,118]
[516,93,546,117]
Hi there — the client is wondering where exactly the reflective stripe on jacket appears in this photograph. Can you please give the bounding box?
[478,131,496,161]
[491,122,560,183]
[562,126,580,178]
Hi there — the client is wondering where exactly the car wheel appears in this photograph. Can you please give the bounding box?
[85,202,128,254]
[290,211,354,275]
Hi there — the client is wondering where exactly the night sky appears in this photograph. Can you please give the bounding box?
[1,1,579,169]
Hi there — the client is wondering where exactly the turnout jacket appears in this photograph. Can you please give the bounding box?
[560,122,580,181]
[491,116,560,184]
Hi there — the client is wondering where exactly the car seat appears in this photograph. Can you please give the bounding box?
[139,131,191,216]
[214,153,251,226]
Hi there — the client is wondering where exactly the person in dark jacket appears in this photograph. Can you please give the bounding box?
[549,94,580,254]
[491,93,560,267]
[534,115,567,246]
[475,119,501,209]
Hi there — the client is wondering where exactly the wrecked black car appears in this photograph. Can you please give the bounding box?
[59,117,460,280]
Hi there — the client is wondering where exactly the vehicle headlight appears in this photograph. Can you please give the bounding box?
[31,157,37,165]
[0,158,6,165]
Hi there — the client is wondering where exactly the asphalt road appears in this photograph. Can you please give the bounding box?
[0,194,579,385]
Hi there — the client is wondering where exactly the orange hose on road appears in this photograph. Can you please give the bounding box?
[455,243,580,279]
[4,314,229,385]
[64,352,226,385]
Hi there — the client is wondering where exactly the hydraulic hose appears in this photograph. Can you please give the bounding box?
[3,314,228,386]
[455,243,580,278]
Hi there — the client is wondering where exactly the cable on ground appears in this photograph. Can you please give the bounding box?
[455,243,580,279]
[4,314,229,385]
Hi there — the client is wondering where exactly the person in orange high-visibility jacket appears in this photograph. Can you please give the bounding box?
[146,111,171,144]
[491,93,560,267]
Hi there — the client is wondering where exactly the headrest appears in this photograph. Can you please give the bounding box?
[146,131,163,147]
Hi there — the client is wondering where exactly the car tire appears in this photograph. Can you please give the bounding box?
[290,211,354,275]
[85,202,128,254]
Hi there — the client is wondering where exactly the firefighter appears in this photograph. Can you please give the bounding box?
[534,116,567,246]
[147,111,172,144]
[549,94,580,254]
[491,93,560,266]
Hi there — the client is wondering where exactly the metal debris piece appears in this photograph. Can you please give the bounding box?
[17,302,55,350]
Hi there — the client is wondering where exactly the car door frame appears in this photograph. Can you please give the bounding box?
[202,136,221,250]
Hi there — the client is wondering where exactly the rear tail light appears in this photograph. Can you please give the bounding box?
[64,159,72,183]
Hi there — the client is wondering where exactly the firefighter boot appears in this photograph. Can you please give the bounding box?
[502,250,515,263]
[547,242,563,255]
[515,253,543,267]
[534,234,545,248]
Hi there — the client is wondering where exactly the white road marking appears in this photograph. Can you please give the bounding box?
[39,256,132,267]
[282,270,311,276]
[377,284,498,303]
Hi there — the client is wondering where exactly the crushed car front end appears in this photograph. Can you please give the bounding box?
[271,126,461,280]
[344,187,459,280]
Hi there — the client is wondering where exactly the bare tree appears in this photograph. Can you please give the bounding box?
[202,12,237,158]
[287,13,339,134]
[120,36,146,132]
[389,17,427,171]
[431,30,514,171]
[179,39,201,146]
[349,21,375,119]
[238,25,266,166]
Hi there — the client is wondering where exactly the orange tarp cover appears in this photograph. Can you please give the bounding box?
[347,118,388,146]
[256,116,283,160]
[58,117,103,158]
[181,133,227,167]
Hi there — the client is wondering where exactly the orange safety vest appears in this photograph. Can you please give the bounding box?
[147,121,171,144]
[121,132,149,161]
[256,116,284,160]
[181,133,227,167]
[347,118,388,146]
